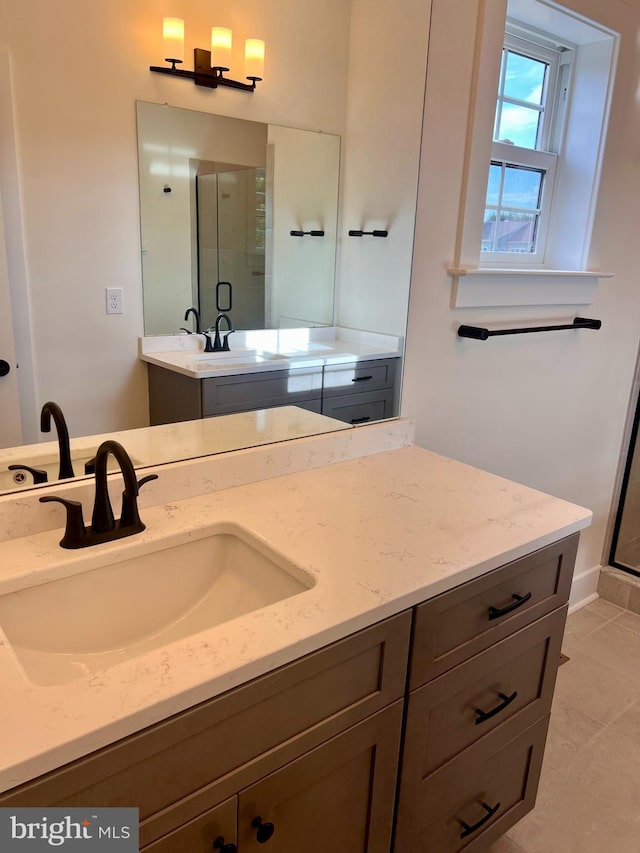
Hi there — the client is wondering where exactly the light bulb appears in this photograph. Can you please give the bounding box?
[162,18,184,64]
[211,27,232,70]
[245,39,265,80]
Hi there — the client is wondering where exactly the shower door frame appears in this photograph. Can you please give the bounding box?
[609,364,640,578]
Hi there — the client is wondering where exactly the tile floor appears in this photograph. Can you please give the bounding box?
[488,597,640,853]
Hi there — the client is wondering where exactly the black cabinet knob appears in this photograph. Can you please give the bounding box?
[212,836,237,852]
[0,359,10,377]
[251,816,275,843]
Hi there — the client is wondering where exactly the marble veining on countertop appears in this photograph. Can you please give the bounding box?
[0,445,591,792]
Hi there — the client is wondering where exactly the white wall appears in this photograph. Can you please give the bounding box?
[402,0,640,601]
[0,0,351,441]
[268,125,339,327]
[335,0,431,337]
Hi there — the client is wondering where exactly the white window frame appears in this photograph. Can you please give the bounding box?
[480,29,570,268]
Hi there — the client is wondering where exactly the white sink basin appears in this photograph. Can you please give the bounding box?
[0,523,314,686]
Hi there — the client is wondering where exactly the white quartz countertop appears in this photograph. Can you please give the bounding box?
[139,339,402,379]
[0,407,350,495]
[138,326,403,379]
[0,445,591,792]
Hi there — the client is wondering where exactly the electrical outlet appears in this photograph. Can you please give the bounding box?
[106,287,123,315]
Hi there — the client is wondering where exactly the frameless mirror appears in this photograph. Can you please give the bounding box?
[137,101,340,335]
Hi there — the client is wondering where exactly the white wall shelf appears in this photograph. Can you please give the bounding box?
[448,267,613,308]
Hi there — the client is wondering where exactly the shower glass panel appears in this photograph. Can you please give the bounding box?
[196,165,266,330]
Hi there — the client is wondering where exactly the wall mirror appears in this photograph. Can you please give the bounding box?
[137,101,340,335]
[0,0,430,497]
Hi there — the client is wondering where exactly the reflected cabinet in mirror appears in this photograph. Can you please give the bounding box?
[137,102,340,335]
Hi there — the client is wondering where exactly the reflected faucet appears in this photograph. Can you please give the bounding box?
[40,401,75,480]
[181,307,202,335]
[40,440,157,549]
[206,313,235,352]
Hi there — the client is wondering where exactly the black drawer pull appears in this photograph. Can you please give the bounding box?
[350,416,371,424]
[351,375,373,382]
[474,691,518,725]
[459,801,501,839]
[488,591,532,620]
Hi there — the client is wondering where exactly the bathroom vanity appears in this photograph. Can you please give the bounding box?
[0,432,591,851]
[140,328,402,426]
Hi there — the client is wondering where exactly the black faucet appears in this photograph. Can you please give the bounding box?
[39,440,157,549]
[205,313,235,352]
[181,306,202,334]
[40,401,75,480]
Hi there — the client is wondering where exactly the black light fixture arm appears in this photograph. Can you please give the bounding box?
[150,48,260,91]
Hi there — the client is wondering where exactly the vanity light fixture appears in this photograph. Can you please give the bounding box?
[150,17,265,92]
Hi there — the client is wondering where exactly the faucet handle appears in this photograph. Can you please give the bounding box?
[203,331,216,353]
[137,474,159,490]
[120,473,158,529]
[39,496,87,549]
[222,330,234,351]
[8,464,49,485]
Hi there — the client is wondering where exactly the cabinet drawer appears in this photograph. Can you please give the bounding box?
[202,367,323,415]
[2,613,411,846]
[410,534,577,687]
[321,389,394,424]
[322,358,398,397]
[402,608,565,789]
[141,796,236,853]
[395,716,548,852]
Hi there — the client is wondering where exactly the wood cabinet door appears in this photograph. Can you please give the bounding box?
[237,702,403,853]
[142,796,236,853]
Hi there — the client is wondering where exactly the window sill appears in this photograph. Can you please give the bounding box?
[448,267,613,308]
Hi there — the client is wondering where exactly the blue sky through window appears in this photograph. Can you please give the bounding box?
[495,50,548,148]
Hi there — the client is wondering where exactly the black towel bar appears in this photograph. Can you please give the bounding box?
[458,317,602,341]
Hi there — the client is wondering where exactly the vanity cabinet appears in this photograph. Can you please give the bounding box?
[148,363,323,425]
[147,357,400,426]
[0,534,578,852]
[321,358,399,424]
[143,704,402,853]
[0,614,410,850]
[394,533,578,851]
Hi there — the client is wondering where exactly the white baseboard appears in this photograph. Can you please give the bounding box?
[568,563,601,613]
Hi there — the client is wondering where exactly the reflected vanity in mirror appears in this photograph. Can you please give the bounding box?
[0,102,403,497]
[136,100,404,433]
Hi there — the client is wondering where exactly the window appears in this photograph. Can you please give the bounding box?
[446,0,619,306]
[481,30,571,266]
